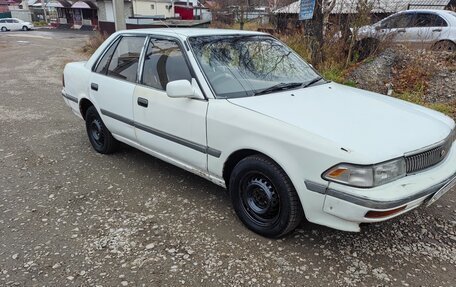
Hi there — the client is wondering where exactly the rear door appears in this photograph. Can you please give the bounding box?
[407,12,449,49]
[133,36,209,170]
[90,35,147,141]
[5,19,15,30]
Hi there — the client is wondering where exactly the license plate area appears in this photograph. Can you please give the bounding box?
[426,175,456,207]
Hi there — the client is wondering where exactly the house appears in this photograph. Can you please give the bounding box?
[0,0,10,13]
[131,0,174,18]
[174,1,211,21]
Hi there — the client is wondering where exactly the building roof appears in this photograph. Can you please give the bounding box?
[274,0,451,14]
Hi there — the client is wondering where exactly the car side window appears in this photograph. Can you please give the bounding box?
[141,38,192,90]
[94,37,121,74]
[106,36,146,82]
[381,13,413,29]
[13,19,19,23]
[413,13,448,27]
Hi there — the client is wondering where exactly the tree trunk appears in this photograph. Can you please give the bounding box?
[306,0,324,65]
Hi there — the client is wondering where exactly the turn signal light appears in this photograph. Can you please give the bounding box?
[365,206,406,219]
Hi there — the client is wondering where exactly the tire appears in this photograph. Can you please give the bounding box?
[432,40,456,52]
[229,155,304,238]
[85,106,118,154]
[22,26,28,31]
[1,27,7,32]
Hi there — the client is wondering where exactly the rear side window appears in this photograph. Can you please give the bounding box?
[141,38,192,90]
[94,37,121,74]
[413,13,447,27]
[107,36,146,82]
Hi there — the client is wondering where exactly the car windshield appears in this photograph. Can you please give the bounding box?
[188,35,321,98]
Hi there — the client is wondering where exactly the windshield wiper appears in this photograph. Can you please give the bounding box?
[302,77,324,88]
[254,82,304,96]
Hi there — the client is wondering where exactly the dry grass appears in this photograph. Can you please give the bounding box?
[79,32,108,57]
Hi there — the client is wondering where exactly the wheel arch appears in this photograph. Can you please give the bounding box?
[79,98,94,120]
[432,39,456,49]
[222,149,290,189]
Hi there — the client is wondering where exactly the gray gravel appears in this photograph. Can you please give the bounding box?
[0,30,455,286]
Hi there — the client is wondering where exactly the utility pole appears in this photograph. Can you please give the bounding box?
[40,0,48,22]
[113,0,126,31]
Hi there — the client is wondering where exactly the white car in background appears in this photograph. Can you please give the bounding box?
[62,29,456,238]
[0,18,33,32]
[358,9,456,51]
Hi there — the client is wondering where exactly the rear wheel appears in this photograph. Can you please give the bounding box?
[85,106,118,154]
[1,27,7,32]
[432,40,456,52]
[229,155,304,238]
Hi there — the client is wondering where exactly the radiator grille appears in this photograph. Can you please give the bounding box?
[405,131,454,174]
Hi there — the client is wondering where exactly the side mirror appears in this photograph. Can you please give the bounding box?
[375,26,383,31]
[166,80,195,99]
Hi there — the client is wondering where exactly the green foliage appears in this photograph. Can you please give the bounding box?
[33,21,47,27]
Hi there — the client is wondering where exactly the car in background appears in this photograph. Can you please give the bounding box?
[0,18,33,32]
[357,9,456,52]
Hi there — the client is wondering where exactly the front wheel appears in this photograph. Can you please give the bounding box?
[22,26,29,31]
[229,155,304,238]
[85,106,118,154]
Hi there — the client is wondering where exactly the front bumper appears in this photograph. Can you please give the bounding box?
[322,171,456,223]
[311,143,456,226]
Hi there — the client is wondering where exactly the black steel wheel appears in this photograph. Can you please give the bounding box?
[85,106,118,154]
[229,155,304,238]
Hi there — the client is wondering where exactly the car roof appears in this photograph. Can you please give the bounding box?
[117,28,266,38]
[399,9,454,15]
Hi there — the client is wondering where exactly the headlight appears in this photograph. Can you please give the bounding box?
[322,158,406,188]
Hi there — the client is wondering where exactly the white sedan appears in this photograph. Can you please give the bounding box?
[62,29,456,238]
[0,18,33,32]
[357,9,456,51]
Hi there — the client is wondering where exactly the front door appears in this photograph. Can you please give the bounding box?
[90,35,146,141]
[133,37,208,170]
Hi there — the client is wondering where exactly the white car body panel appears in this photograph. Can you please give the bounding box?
[133,84,208,170]
[62,28,456,233]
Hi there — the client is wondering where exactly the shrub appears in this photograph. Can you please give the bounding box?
[80,32,108,56]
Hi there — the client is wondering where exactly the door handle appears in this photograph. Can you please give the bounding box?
[137,97,148,108]
[91,83,98,91]
[397,29,406,33]
[432,28,442,32]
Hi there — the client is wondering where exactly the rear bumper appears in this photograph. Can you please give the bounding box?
[61,90,78,103]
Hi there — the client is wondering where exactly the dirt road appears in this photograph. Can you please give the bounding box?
[0,30,455,286]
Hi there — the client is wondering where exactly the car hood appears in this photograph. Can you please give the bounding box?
[227,82,454,162]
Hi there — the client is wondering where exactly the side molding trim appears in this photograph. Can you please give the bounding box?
[100,109,222,158]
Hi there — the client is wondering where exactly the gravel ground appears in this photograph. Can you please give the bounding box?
[0,30,455,287]
[348,46,456,109]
